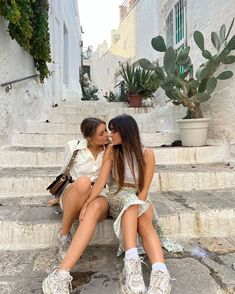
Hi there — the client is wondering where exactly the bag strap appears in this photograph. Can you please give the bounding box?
[62,140,79,178]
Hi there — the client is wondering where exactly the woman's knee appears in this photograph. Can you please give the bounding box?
[71,176,91,194]
[137,210,153,233]
[86,198,108,219]
[63,177,91,205]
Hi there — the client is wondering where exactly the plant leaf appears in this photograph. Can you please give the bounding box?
[198,79,208,92]
[193,31,204,51]
[218,48,231,60]
[138,58,156,70]
[206,78,217,94]
[177,46,190,65]
[199,67,210,80]
[222,55,235,64]
[227,35,235,50]
[164,47,177,74]
[219,24,226,43]
[189,80,199,88]
[151,36,167,52]
[202,50,213,60]
[155,66,166,81]
[211,32,221,50]
[190,93,211,103]
[216,71,233,80]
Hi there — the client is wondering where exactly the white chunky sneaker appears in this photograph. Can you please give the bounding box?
[42,269,73,294]
[57,230,72,260]
[147,269,171,294]
[123,257,147,294]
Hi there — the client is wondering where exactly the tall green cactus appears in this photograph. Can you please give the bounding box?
[139,18,235,119]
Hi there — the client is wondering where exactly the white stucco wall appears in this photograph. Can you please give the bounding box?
[135,0,160,61]
[0,16,45,143]
[185,0,235,144]
[92,0,235,144]
[50,0,82,104]
[0,0,82,144]
[90,41,126,95]
[158,0,235,142]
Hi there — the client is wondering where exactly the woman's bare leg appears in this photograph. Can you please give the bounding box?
[60,176,91,235]
[121,205,139,250]
[137,205,164,264]
[59,196,108,270]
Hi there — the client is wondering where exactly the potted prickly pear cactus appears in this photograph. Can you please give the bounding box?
[139,19,235,146]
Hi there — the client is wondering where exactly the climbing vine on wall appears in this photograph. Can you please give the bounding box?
[0,0,51,82]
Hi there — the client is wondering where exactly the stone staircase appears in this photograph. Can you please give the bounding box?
[0,101,235,252]
[1,101,235,293]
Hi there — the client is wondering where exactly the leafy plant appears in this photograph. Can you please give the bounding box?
[139,18,235,118]
[80,73,99,101]
[0,0,51,82]
[104,91,128,102]
[120,62,159,98]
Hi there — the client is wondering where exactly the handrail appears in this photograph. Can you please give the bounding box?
[1,74,39,92]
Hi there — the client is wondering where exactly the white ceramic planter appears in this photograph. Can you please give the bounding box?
[176,118,210,147]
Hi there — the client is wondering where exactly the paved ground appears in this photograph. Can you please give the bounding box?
[0,238,235,294]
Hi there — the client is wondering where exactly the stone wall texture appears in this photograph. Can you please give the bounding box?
[0,0,82,145]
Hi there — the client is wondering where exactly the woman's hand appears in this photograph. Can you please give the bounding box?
[48,197,60,206]
[137,191,147,201]
[79,202,88,222]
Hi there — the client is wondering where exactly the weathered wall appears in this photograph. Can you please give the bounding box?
[92,0,235,143]
[0,16,45,143]
[158,0,235,142]
[50,0,82,104]
[0,0,82,144]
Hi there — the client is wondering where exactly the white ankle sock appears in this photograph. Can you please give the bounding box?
[152,262,167,272]
[125,247,139,260]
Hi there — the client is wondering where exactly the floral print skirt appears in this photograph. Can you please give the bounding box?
[107,184,183,256]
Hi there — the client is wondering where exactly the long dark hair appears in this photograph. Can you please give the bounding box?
[108,114,145,192]
[81,117,106,139]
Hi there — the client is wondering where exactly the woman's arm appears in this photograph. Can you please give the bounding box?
[84,145,113,205]
[138,148,155,201]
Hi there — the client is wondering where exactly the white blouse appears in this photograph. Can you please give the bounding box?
[60,138,105,182]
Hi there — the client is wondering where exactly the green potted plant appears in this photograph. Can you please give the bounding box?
[139,19,235,146]
[119,62,159,107]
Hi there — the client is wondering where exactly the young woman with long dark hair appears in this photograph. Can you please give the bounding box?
[83,114,180,294]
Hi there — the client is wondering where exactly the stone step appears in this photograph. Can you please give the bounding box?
[153,145,226,165]
[12,133,82,147]
[0,167,59,197]
[26,120,162,134]
[0,145,226,167]
[0,243,232,293]
[0,163,234,198]
[47,111,156,124]
[26,121,82,134]
[49,103,152,115]
[0,188,234,250]
[11,132,179,147]
[152,163,235,192]
[47,113,107,123]
[0,147,64,167]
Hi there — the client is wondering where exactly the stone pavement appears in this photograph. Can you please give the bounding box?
[0,238,234,294]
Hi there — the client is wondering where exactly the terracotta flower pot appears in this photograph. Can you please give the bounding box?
[128,94,142,107]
